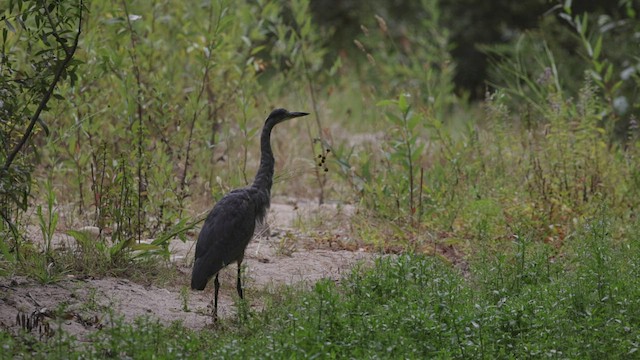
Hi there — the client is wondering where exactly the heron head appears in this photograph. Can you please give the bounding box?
[266,108,309,126]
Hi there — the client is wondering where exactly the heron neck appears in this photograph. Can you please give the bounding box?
[252,122,275,192]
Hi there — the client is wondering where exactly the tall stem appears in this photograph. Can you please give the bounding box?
[299,46,326,205]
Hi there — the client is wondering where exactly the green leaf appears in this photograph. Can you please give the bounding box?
[412,142,425,162]
[610,80,623,94]
[627,5,636,18]
[407,113,421,131]
[593,61,604,73]
[398,93,410,113]
[328,56,342,76]
[301,19,311,38]
[558,12,572,24]
[563,0,572,15]
[604,63,613,82]
[110,238,132,257]
[579,13,589,36]
[130,243,163,251]
[4,19,15,33]
[592,36,602,60]
[250,45,266,55]
[376,99,397,107]
[67,229,93,249]
[36,118,50,136]
[387,113,403,127]
[68,59,84,67]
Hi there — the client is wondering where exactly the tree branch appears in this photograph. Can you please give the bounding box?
[2,1,83,171]
[44,3,71,55]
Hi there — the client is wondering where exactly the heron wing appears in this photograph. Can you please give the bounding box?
[191,188,257,290]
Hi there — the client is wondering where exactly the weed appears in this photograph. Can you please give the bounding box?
[274,230,297,256]
[36,180,59,257]
[180,286,190,313]
[83,287,101,313]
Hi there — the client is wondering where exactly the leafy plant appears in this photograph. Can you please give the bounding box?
[354,0,457,114]
[0,0,83,239]
[375,94,425,226]
[250,0,333,203]
[560,1,639,139]
[37,180,59,257]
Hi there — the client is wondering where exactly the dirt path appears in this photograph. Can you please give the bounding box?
[0,201,373,339]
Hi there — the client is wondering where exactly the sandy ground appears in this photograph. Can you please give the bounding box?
[0,201,374,340]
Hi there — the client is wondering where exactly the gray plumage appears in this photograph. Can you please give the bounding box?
[191,108,309,320]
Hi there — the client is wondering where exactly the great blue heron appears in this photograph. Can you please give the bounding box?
[191,108,309,321]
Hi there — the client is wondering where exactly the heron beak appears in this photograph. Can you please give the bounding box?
[288,111,310,118]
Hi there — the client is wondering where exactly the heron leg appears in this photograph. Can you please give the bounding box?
[236,260,244,300]
[213,274,220,322]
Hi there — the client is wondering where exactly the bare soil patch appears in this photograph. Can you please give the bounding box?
[0,201,373,340]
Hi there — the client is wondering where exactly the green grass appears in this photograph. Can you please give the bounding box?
[3,214,640,358]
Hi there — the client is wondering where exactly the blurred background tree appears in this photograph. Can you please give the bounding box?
[306,0,638,135]
[309,0,635,97]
